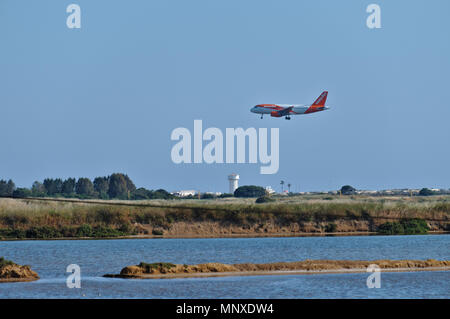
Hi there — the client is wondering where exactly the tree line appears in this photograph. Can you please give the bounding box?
[0,173,173,200]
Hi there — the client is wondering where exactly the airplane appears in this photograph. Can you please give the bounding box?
[250,91,330,120]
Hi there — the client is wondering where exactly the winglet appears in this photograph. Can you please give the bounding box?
[312,91,328,106]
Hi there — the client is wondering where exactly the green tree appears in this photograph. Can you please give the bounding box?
[234,185,266,198]
[0,179,15,197]
[201,193,216,199]
[123,174,136,193]
[7,179,15,195]
[418,188,434,196]
[94,176,109,198]
[12,188,32,198]
[62,178,76,195]
[43,179,52,194]
[152,189,173,199]
[43,178,63,195]
[108,173,128,198]
[108,173,135,199]
[131,187,151,200]
[340,185,356,195]
[31,181,46,197]
[75,178,94,196]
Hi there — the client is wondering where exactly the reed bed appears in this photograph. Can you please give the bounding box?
[0,196,449,235]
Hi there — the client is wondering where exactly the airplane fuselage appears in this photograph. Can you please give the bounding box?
[250,91,330,119]
[250,104,330,115]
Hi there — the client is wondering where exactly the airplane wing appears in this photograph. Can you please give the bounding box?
[275,106,293,116]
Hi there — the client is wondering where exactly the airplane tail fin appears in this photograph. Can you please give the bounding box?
[312,91,328,106]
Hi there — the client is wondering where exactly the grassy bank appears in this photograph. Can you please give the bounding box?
[0,257,40,282]
[104,259,450,278]
[0,195,449,239]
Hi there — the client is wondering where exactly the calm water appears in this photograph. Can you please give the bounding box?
[0,235,449,298]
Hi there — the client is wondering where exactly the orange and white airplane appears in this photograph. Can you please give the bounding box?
[251,91,330,120]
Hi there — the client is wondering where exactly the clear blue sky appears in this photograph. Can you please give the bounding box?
[1,0,449,193]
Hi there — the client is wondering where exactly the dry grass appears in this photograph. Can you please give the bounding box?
[117,259,450,276]
[0,195,449,232]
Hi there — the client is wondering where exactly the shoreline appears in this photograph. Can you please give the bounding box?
[104,266,450,279]
[1,231,449,241]
[0,277,39,283]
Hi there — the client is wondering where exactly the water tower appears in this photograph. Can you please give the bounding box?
[228,173,239,194]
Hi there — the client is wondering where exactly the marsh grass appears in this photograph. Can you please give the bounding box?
[138,262,176,272]
[0,195,449,238]
[115,259,450,276]
[0,257,16,267]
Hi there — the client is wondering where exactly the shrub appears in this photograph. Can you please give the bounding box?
[151,189,174,200]
[25,226,61,239]
[218,193,233,198]
[0,228,27,239]
[255,196,275,204]
[402,219,429,234]
[377,219,429,235]
[0,225,130,239]
[201,193,216,199]
[234,185,266,198]
[0,257,16,267]
[60,226,77,237]
[340,185,356,195]
[118,223,133,233]
[378,222,400,234]
[76,224,93,237]
[131,188,151,200]
[325,223,337,233]
[418,188,434,196]
[91,226,124,237]
[12,188,32,198]
[152,229,164,236]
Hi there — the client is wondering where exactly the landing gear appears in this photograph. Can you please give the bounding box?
[260,114,263,119]
[285,116,291,120]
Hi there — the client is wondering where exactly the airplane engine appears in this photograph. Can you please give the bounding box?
[270,111,282,117]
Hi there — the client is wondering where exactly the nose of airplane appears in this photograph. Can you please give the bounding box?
[250,106,257,113]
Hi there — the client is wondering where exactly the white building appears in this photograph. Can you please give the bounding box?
[172,190,198,197]
[265,186,275,194]
[205,192,222,196]
[228,173,239,194]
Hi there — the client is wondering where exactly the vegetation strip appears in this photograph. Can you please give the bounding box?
[104,259,450,279]
[0,257,39,282]
[0,195,449,239]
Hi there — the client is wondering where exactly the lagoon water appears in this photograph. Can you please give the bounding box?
[0,235,449,298]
